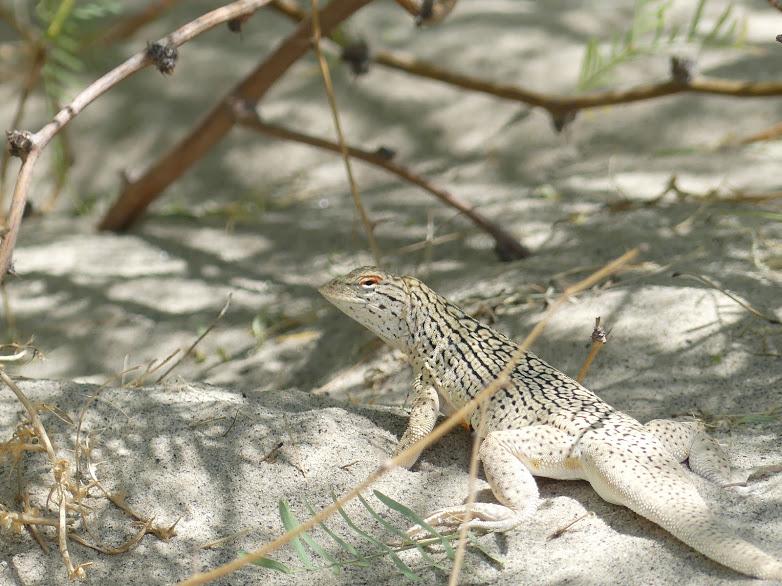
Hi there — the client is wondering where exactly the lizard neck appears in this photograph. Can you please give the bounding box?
[403,278,513,403]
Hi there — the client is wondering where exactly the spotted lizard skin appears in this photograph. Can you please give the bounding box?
[319,266,782,580]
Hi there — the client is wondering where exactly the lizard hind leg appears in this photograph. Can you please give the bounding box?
[645,419,748,487]
[407,425,583,540]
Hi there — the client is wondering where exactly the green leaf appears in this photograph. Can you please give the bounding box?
[335,495,421,581]
[240,550,293,574]
[373,490,455,560]
[687,0,707,41]
[702,4,732,45]
[278,500,316,570]
[357,493,447,571]
[305,502,364,561]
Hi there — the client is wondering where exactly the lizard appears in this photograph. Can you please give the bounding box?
[318,266,782,581]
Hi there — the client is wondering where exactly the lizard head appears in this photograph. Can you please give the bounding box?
[318,266,412,351]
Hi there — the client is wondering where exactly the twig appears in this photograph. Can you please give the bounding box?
[576,317,609,384]
[233,109,530,259]
[672,272,781,325]
[546,512,594,540]
[0,0,275,284]
[0,369,57,462]
[176,247,640,586]
[449,393,488,585]
[271,0,782,115]
[309,0,381,264]
[373,54,782,114]
[156,294,232,383]
[729,120,782,146]
[98,0,373,233]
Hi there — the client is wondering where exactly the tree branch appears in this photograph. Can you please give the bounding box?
[0,0,274,284]
[98,0,374,233]
[232,105,529,259]
[271,0,782,117]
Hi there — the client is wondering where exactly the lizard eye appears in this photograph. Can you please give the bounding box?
[359,275,382,289]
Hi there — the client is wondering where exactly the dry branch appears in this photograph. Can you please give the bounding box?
[270,0,782,116]
[0,0,275,285]
[233,107,530,259]
[730,120,782,146]
[98,0,374,233]
[309,0,381,264]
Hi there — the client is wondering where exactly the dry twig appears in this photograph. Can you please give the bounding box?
[232,107,530,259]
[98,0,373,233]
[156,294,232,383]
[576,317,609,384]
[0,0,275,284]
[309,0,381,264]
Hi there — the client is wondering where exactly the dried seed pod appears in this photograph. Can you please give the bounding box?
[6,130,33,159]
[146,41,178,75]
[670,56,696,84]
[341,39,370,76]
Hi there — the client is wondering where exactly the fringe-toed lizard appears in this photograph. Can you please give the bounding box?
[319,266,782,581]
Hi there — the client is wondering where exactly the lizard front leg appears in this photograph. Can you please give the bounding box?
[408,425,582,539]
[645,419,749,486]
[393,374,439,468]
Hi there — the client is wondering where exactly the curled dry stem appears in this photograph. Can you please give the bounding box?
[177,247,640,586]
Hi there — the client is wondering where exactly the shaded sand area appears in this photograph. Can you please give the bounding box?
[1,0,781,583]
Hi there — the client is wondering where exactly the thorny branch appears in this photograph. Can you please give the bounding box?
[0,0,275,285]
[232,105,530,259]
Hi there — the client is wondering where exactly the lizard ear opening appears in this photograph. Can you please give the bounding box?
[359,275,383,289]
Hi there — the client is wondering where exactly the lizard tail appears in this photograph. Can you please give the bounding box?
[585,446,782,580]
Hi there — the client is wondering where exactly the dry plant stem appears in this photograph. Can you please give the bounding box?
[0,0,275,284]
[449,397,488,586]
[98,0,373,233]
[0,370,85,577]
[91,0,185,46]
[234,113,529,257]
[672,272,781,325]
[731,120,782,145]
[0,369,57,462]
[373,55,782,113]
[177,247,639,586]
[576,340,604,383]
[309,0,381,264]
[269,1,782,113]
[576,317,608,384]
[156,294,231,383]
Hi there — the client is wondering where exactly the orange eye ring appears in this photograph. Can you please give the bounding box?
[359,275,382,288]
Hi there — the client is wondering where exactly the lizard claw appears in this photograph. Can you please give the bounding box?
[406,504,525,541]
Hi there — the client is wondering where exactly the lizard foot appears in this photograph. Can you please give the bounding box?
[406,503,523,541]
